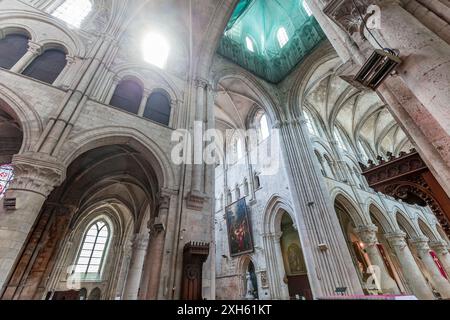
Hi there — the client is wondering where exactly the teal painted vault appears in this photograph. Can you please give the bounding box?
[218,0,326,83]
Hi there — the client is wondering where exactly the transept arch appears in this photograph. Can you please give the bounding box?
[59,127,177,190]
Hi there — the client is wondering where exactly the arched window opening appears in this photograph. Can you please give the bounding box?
[254,172,261,189]
[88,287,101,300]
[52,0,92,28]
[245,36,255,52]
[243,178,249,196]
[235,185,241,200]
[110,80,143,114]
[227,189,232,204]
[303,110,318,136]
[302,0,313,16]
[144,92,171,126]
[0,164,14,199]
[74,220,110,280]
[79,288,87,300]
[334,127,350,152]
[259,114,270,141]
[0,34,29,70]
[277,27,289,48]
[314,151,326,177]
[244,261,259,299]
[22,49,67,84]
[358,140,371,163]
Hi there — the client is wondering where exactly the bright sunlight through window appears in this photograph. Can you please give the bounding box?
[142,32,170,69]
[52,0,92,28]
[246,36,255,52]
[277,27,289,48]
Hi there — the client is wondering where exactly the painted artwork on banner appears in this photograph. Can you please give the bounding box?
[225,198,254,257]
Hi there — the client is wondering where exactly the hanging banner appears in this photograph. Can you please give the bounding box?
[377,244,396,279]
[430,251,448,279]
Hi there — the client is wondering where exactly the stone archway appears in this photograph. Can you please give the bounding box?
[262,197,312,300]
[1,141,168,300]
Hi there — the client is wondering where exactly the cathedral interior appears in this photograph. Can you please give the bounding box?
[1,0,450,301]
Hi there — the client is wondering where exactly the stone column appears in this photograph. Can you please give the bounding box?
[191,79,207,193]
[277,117,363,297]
[385,232,435,299]
[142,195,170,300]
[263,232,290,300]
[0,154,64,293]
[321,0,450,198]
[355,225,400,294]
[53,55,76,88]
[10,41,42,73]
[411,237,450,299]
[122,233,149,300]
[430,241,450,279]
[371,1,450,136]
[138,89,151,117]
[106,76,120,104]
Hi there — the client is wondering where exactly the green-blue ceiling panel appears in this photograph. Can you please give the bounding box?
[218,0,325,83]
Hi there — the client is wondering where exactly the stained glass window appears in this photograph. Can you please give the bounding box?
[0,164,14,199]
[52,0,92,28]
[75,220,110,279]
[277,27,289,48]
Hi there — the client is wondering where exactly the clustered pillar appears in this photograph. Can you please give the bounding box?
[385,232,435,300]
[355,225,399,294]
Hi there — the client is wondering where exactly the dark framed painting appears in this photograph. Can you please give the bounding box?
[225,198,254,257]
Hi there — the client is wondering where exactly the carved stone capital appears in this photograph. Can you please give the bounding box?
[194,78,209,90]
[385,231,408,248]
[8,153,65,197]
[323,0,370,37]
[430,241,450,255]
[411,237,431,254]
[27,41,43,56]
[355,224,379,246]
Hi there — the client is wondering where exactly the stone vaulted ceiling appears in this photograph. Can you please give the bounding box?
[218,0,325,83]
[305,57,414,156]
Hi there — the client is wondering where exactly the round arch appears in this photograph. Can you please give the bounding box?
[59,127,177,190]
[212,70,281,125]
[0,84,43,153]
[0,12,86,57]
[111,63,181,103]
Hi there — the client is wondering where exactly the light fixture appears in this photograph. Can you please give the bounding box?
[341,49,402,90]
[142,31,170,69]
